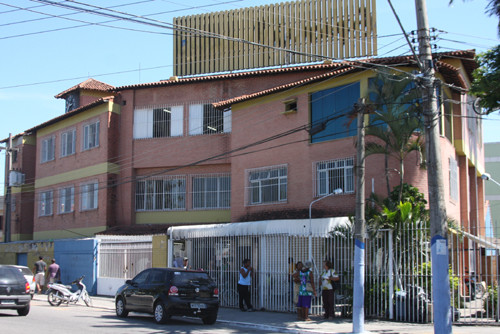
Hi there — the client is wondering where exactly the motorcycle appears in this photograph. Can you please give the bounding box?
[47,275,92,307]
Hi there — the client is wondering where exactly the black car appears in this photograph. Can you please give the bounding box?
[115,268,219,324]
[0,265,31,316]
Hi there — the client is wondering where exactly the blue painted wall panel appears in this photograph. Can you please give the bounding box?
[54,239,98,295]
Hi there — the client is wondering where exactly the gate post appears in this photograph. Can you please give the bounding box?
[389,230,394,320]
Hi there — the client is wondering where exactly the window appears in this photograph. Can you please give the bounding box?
[39,190,53,216]
[192,174,231,209]
[283,99,297,114]
[61,129,76,157]
[135,176,186,211]
[247,165,287,205]
[41,136,55,163]
[189,103,231,135]
[83,121,99,150]
[58,186,74,214]
[81,182,98,211]
[449,156,458,201]
[315,157,354,196]
[133,106,183,139]
[310,82,360,143]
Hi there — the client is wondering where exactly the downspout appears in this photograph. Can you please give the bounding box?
[167,227,174,267]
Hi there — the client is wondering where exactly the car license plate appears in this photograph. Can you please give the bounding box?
[1,300,15,305]
[190,303,206,309]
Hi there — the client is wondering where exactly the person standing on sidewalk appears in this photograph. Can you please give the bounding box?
[47,258,61,284]
[238,258,255,312]
[297,261,316,321]
[320,260,339,319]
[33,256,47,294]
[292,261,304,318]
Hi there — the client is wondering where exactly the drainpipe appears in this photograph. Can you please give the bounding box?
[167,227,173,267]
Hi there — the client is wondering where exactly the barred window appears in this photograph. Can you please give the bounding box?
[58,186,74,214]
[133,106,183,139]
[41,136,55,163]
[135,176,186,211]
[315,157,354,196]
[192,174,231,209]
[247,165,287,205]
[189,103,231,135]
[81,182,98,211]
[39,190,53,216]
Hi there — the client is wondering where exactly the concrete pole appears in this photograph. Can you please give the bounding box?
[415,1,452,332]
[353,102,366,333]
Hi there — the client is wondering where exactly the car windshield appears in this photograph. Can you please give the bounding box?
[171,272,213,286]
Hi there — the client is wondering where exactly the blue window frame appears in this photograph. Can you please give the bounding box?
[310,82,360,143]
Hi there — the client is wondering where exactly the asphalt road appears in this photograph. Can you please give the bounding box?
[0,299,266,334]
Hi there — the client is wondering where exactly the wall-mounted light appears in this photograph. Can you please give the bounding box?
[207,126,217,132]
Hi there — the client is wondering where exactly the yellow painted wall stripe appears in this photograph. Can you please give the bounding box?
[35,162,120,189]
[136,210,231,224]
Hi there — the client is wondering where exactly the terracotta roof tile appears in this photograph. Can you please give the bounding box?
[55,78,115,98]
[213,50,476,109]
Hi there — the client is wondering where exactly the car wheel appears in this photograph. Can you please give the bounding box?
[202,314,217,325]
[47,289,63,306]
[17,305,30,316]
[115,297,129,318]
[154,302,168,324]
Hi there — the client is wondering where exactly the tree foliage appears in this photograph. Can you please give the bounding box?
[366,71,424,202]
[470,45,500,113]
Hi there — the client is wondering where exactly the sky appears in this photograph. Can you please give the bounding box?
[0,0,499,194]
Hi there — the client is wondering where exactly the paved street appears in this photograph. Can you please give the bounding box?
[0,294,498,334]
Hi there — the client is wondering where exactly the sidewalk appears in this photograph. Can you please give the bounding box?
[66,295,500,334]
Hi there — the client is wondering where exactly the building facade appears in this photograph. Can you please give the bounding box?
[2,51,485,250]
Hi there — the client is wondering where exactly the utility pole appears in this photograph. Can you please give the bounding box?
[415,1,452,333]
[3,133,13,243]
[353,99,366,333]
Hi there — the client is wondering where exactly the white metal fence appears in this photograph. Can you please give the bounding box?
[169,220,500,324]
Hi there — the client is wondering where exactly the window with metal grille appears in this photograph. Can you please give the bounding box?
[133,106,183,139]
[39,190,53,216]
[58,186,74,214]
[192,174,231,209]
[247,165,287,205]
[315,157,354,196]
[81,182,98,211]
[61,129,76,157]
[41,136,55,163]
[189,103,231,135]
[135,176,186,211]
[83,121,99,150]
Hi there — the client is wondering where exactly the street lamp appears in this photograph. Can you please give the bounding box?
[308,188,343,262]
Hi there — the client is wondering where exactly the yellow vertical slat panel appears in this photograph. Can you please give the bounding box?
[173,17,179,76]
[322,0,328,58]
[195,14,201,74]
[209,12,215,73]
[181,16,187,76]
[249,8,255,68]
[238,9,244,70]
[299,0,305,63]
[309,0,321,61]
[228,10,234,71]
[305,0,310,62]
[214,11,220,73]
[360,0,366,56]
[333,0,338,59]
[243,8,249,69]
[272,3,278,66]
[258,6,265,67]
[223,11,230,72]
[371,0,377,55]
[263,5,270,67]
[342,0,348,58]
[279,2,285,64]
[202,14,209,74]
[188,15,194,75]
[349,0,355,57]
[289,2,296,64]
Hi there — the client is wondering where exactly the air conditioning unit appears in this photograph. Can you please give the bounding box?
[9,171,25,187]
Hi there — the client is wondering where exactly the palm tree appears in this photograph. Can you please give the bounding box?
[365,70,424,203]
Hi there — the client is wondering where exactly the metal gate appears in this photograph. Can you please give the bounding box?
[169,219,500,325]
